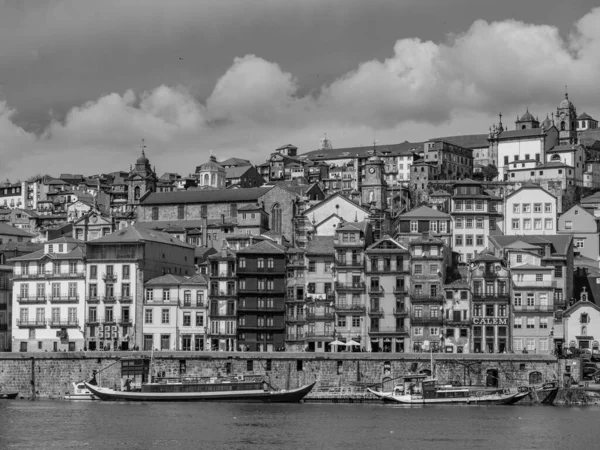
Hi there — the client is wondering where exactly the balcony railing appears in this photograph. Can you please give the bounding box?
[513,304,554,312]
[335,259,363,268]
[209,310,237,318]
[85,316,100,324]
[16,319,47,328]
[86,296,101,303]
[285,333,305,341]
[117,296,133,303]
[333,238,365,247]
[444,318,471,326]
[102,296,118,304]
[305,330,335,339]
[368,326,408,335]
[17,296,47,304]
[368,308,384,317]
[119,317,133,325]
[13,271,85,280]
[410,316,443,325]
[237,323,285,331]
[102,273,117,282]
[210,290,237,298]
[393,308,409,317]
[368,286,384,296]
[49,319,79,328]
[512,280,557,289]
[410,292,444,303]
[102,317,118,325]
[305,293,335,302]
[472,293,510,302]
[393,286,408,295]
[335,281,366,291]
[286,314,306,322]
[306,311,335,320]
[207,330,237,337]
[49,296,80,304]
[334,304,366,314]
[210,271,236,279]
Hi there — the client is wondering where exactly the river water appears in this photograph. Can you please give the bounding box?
[1,400,600,449]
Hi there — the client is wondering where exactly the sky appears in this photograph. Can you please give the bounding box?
[1,0,600,180]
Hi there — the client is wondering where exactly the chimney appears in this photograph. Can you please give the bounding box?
[544,244,551,257]
[221,214,225,224]
[202,216,208,247]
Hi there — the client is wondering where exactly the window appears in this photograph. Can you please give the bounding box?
[414,264,422,275]
[455,235,463,246]
[555,266,563,278]
[498,305,507,316]
[337,316,347,327]
[575,238,585,248]
[308,261,316,273]
[513,204,520,214]
[545,219,553,230]
[456,218,463,229]
[476,235,484,246]
[514,317,522,329]
[476,200,483,211]
[152,207,159,221]
[516,254,522,263]
[466,218,473,229]
[476,217,483,229]
[533,203,541,213]
[161,335,170,350]
[527,293,534,306]
[163,290,170,301]
[183,313,191,326]
[544,203,552,213]
[523,204,531,213]
[465,200,473,211]
[352,316,360,327]
[455,201,463,211]
[514,293,522,306]
[267,258,274,269]
[564,220,572,230]
[410,220,418,233]
[534,219,542,230]
[145,310,153,324]
[122,265,130,280]
[540,317,548,329]
[526,317,535,329]
[196,313,204,327]
[465,235,473,246]
[258,258,264,269]
[523,219,531,230]
[162,309,170,324]
[512,219,519,230]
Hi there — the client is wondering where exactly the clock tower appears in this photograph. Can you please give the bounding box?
[361,150,387,211]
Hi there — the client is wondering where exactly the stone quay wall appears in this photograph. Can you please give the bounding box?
[0,352,558,399]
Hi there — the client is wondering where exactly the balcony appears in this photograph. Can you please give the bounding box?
[17,319,47,328]
[393,308,409,317]
[472,293,510,302]
[335,281,366,292]
[119,317,133,325]
[306,311,334,320]
[513,304,554,313]
[237,305,285,313]
[512,280,557,289]
[287,258,305,268]
[49,296,79,304]
[368,326,408,336]
[286,314,306,322]
[209,310,237,318]
[285,333,305,341]
[393,286,408,296]
[410,316,443,325]
[237,324,285,331]
[333,237,365,247]
[237,267,285,275]
[305,330,335,339]
[305,293,335,303]
[102,317,117,325]
[334,304,366,314]
[85,316,100,325]
[118,296,133,304]
[335,259,363,269]
[102,273,118,282]
[368,308,384,317]
[49,319,79,328]
[368,286,384,296]
[17,296,47,304]
[210,290,237,298]
[207,330,237,337]
[286,296,305,303]
[86,296,100,304]
[410,292,444,304]
[444,318,471,326]
[210,271,236,279]
[102,296,118,304]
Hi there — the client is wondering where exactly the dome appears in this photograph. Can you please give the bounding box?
[542,114,552,129]
[559,94,574,109]
[367,154,382,163]
[136,151,149,164]
[519,109,535,122]
[199,155,226,173]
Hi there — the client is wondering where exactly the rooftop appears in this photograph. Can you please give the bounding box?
[141,187,271,205]
[87,225,194,249]
[306,236,334,256]
[399,205,450,219]
[238,239,286,254]
[298,141,422,161]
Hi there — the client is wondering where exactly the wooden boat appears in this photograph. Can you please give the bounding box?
[367,374,530,405]
[0,391,18,399]
[84,378,316,403]
[64,382,98,401]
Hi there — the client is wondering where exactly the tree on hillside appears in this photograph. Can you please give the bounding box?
[482,164,499,181]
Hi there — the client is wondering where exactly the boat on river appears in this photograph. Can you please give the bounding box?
[64,382,97,401]
[0,390,18,399]
[367,374,530,405]
[84,377,315,403]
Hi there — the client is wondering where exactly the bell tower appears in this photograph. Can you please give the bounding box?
[361,142,387,210]
[556,88,577,145]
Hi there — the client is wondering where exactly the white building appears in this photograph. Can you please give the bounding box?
[562,297,600,352]
[10,237,86,352]
[504,184,557,236]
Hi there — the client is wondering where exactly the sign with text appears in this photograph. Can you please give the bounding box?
[472,317,508,325]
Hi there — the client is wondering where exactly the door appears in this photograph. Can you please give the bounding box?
[486,369,499,388]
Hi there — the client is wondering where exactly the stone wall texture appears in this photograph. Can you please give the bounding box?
[0,352,559,399]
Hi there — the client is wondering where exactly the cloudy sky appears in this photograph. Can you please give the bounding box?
[1,0,600,180]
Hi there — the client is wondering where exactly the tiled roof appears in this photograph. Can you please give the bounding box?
[298,141,422,161]
[0,223,36,237]
[336,221,369,233]
[238,240,286,254]
[225,166,254,179]
[494,128,546,140]
[237,204,262,211]
[471,250,503,262]
[408,233,444,245]
[505,183,556,200]
[145,274,189,286]
[578,112,595,121]
[429,134,489,149]
[306,236,334,255]
[399,205,450,219]
[581,192,600,204]
[8,245,85,262]
[430,190,451,197]
[511,263,551,270]
[141,187,272,205]
[490,234,572,256]
[87,225,193,248]
[220,157,252,167]
[503,240,540,250]
[183,273,208,285]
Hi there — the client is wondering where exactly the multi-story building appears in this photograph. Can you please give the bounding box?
[10,237,86,352]
[558,205,600,261]
[504,184,558,235]
[450,179,503,263]
[85,225,195,351]
[333,222,372,351]
[236,240,287,352]
[0,264,12,351]
[0,223,35,245]
[408,233,447,352]
[285,248,307,351]
[469,251,511,353]
[396,205,452,247]
[365,235,410,353]
[304,236,335,352]
[207,248,237,351]
[422,140,474,180]
[142,273,208,351]
[442,273,472,354]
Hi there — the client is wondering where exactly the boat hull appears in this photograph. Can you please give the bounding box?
[84,382,315,403]
[64,394,97,401]
[367,388,530,405]
[0,392,18,399]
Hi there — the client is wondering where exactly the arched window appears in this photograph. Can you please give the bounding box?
[152,207,159,221]
[522,125,526,130]
[211,174,216,186]
[551,154,561,161]
[134,186,141,201]
[204,174,209,186]
[272,203,282,234]
[560,121,565,131]
[529,371,542,385]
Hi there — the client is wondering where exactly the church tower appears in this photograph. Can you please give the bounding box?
[127,139,158,205]
[361,147,387,211]
[556,91,577,145]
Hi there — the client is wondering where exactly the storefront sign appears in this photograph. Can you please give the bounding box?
[472,317,508,325]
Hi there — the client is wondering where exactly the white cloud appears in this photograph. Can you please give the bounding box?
[3,7,600,179]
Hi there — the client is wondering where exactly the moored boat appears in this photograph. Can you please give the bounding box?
[0,391,18,399]
[84,378,315,403]
[64,382,97,401]
[368,374,530,405]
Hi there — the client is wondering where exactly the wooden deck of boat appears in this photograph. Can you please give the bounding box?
[304,386,381,403]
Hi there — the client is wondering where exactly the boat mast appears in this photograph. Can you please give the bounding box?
[149,347,154,384]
